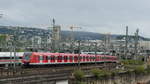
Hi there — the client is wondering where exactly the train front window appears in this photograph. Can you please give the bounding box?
[24,53,31,60]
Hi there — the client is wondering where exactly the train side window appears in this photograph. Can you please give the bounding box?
[58,56,62,60]
[102,56,104,59]
[45,56,48,60]
[74,56,78,60]
[105,57,108,59]
[80,56,82,60]
[86,56,88,60]
[69,56,73,60]
[64,56,68,60]
[92,57,94,60]
[90,57,92,59]
[83,56,85,60]
[51,56,55,60]
[93,57,95,60]
[19,57,22,59]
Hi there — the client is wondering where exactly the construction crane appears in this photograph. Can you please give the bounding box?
[69,25,82,53]
[47,19,61,52]
[70,25,81,40]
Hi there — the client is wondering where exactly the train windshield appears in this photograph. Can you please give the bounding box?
[23,52,31,60]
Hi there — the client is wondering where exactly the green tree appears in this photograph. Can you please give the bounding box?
[0,34,7,51]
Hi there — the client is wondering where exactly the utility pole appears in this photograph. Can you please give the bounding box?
[8,36,13,68]
[103,34,107,67]
[13,27,17,69]
[51,18,56,52]
[88,40,90,52]
[104,34,106,53]
[104,33,110,54]
[125,26,128,60]
[94,42,97,65]
[77,40,81,69]
[134,29,139,60]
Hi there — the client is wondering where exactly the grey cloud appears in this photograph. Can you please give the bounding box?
[0,0,150,37]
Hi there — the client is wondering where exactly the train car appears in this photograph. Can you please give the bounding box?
[22,52,118,66]
[0,52,24,67]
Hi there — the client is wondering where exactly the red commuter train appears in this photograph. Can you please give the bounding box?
[22,52,118,65]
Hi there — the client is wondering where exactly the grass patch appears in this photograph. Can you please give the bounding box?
[91,68,111,79]
[121,60,144,65]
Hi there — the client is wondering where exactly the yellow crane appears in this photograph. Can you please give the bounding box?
[69,25,82,53]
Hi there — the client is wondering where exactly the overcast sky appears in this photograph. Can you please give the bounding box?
[0,0,150,37]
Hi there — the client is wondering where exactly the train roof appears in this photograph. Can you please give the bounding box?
[29,52,116,57]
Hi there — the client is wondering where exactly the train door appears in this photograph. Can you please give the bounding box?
[48,55,51,63]
[74,55,78,63]
[69,56,73,63]
[43,55,48,63]
[83,56,85,62]
[99,55,101,61]
[79,55,82,63]
[86,56,89,62]
[39,55,43,64]
[89,56,92,62]
[57,55,62,63]
[96,55,99,62]
[51,55,55,63]
[93,55,95,62]
[92,56,95,62]
[64,56,68,63]
[91,56,94,62]
[79,55,82,62]
[97,56,99,62]
[101,56,105,62]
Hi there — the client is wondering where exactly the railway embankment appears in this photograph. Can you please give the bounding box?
[70,71,150,84]
[69,60,150,84]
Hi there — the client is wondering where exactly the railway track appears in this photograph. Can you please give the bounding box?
[0,63,117,84]
[0,71,70,84]
[0,63,117,78]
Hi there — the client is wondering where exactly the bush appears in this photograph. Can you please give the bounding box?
[91,68,111,79]
[74,70,84,81]
[145,65,150,74]
[134,65,145,74]
[91,68,102,79]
